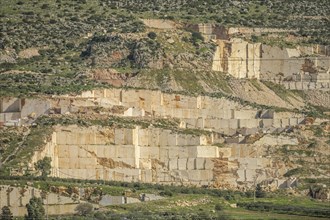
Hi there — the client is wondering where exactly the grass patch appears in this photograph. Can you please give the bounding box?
[0,125,53,176]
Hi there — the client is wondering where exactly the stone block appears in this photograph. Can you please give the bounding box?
[233,110,257,119]
[168,159,178,170]
[297,118,305,124]
[245,169,257,182]
[239,119,259,128]
[229,119,239,129]
[78,145,95,158]
[139,147,150,159]
[0,112,21,123]
[200,170,213,181]
[296,82,303,89]
[219,119,229,129]
[204,159,214,170]
[138,129,149,146]
[139,159,152,169]
[187,158,195,170]
[195,158,205,170]
[114,129,124,145]
[116,145,135,158]
[178,147,189,158]
[78,158,97,169]
[176,134,187,145]
[196,146,218,158]
[21,99,50,119]
[159,130,171,146]
[272,119,281,128]
[281,118,290,127]
[148,129,160,146]
[168,147,179,158]
[237,127,259,135]
[1,98,21,112]
[58,158,71,168]
[261,119,273,128]
[309,82,316,89]
[112,157,136,167]
[187,147,197,158]
[141,170,153,183]
[159,147,169,159]
[186,135,200,145]
[218,147,231,158]
[56,132,68,145]
[178,158,187,170]
[189,170,212,181]
[57,145,70,158]
[238,158,258,169]
[149,147,160,158]
[236,169,246,182]
[289,118,298,126]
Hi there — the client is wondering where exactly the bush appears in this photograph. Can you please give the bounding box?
[34,157,52,178]
[214,204,223,211]
[1,206,13,220]
[255,184,266,198]
[191,31,204,43]
[75,203,93,216]
[237,201,330,217]
[160,190,173,197]
[147,32,157,40]
[25,197,45,220]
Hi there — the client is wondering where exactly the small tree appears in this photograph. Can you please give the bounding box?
[147,31,157,40]
[25,197,45,220]
[75,203,93,216]
[0,206,13,220]
[214,203,223,212]
[191,31,204,44]
[34,157,51,177]
[255,184,266,198]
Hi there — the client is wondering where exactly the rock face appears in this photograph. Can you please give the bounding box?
[18,48,39,59]
[31,125,295,189]
[31,125,218,186]
[0,97,50,126]
[142,19,178,30]
[212,38,330,89]
[0,185,81,217]
[0,184,141,217]
[212,38,261,79]
[1,87,328,189]
[22,88,312,189]
[204,25,330,90]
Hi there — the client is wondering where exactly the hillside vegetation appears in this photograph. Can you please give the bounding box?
[0,0,329,97]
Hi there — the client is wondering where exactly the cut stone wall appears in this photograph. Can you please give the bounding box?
[211,38,330,88]
[77,89,246,120]
[0,185,80,217]
[0,98,50,124]
[142,19,178,29]
[30,125,301,189]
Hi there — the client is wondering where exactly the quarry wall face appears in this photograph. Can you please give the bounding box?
[1,87,309,189]
[30,125,297,189]
[212,38,330,84]
[1,87,305,134]
[0,185,80,217]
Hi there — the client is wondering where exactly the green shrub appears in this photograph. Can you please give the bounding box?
[255,184,266,198]
[191,32,204,44]
[147,31,157,40]
[214,204,223,211]
[75,203,93,216]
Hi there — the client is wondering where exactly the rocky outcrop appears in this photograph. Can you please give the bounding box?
[30,125,299,189]
[142,19,178,30]
[211,34,330,90]
[0,185,83,217]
